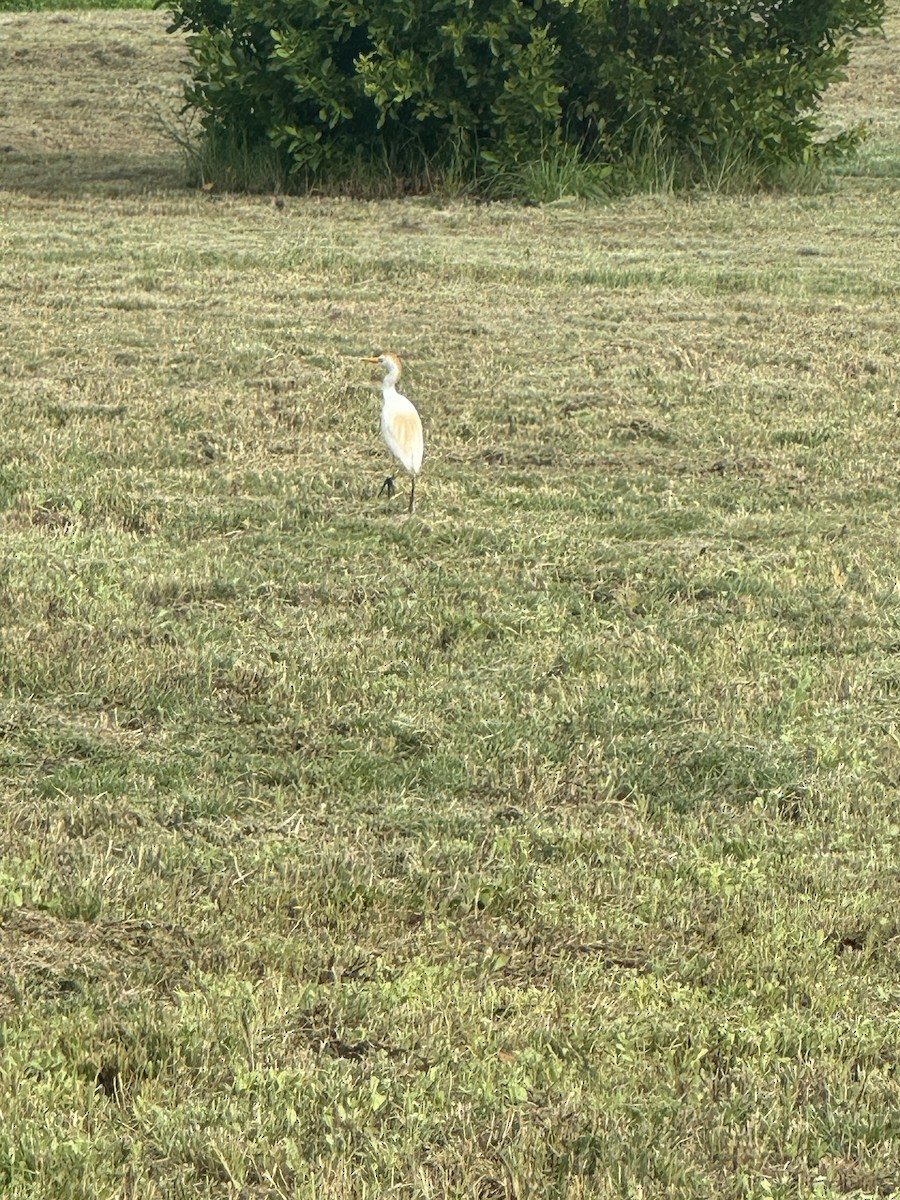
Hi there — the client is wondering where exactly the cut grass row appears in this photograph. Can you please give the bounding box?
[0,0,153,9]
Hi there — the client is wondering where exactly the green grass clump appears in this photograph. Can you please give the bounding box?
[1,9,900,1199]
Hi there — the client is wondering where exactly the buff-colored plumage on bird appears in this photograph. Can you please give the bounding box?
[362,353,424,513]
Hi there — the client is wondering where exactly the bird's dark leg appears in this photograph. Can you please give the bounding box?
[408,476,416,514]
[379,476,396,499]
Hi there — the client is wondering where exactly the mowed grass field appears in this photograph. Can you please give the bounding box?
[2,9,900,1199]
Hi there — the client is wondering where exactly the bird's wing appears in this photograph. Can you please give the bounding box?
[382,404,424,475]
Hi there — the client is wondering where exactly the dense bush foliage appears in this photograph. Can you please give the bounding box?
[161,0,886,194]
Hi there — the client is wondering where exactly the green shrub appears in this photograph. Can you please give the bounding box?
[160,0,886,196]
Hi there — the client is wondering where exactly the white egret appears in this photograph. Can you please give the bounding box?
[362,352,424,513]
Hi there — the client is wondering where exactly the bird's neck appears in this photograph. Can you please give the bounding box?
[382,362,401,390]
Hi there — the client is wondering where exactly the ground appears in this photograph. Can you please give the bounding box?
[1,9,900,1200]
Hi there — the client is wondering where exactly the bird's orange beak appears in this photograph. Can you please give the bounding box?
[361,355,380,363]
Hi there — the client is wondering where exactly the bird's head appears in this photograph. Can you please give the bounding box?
[362,352,403,382]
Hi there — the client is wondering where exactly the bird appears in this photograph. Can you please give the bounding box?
[362,352,424,513]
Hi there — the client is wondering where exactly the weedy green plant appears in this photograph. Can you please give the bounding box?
[158,0,885,196]
[485,139,614,202]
